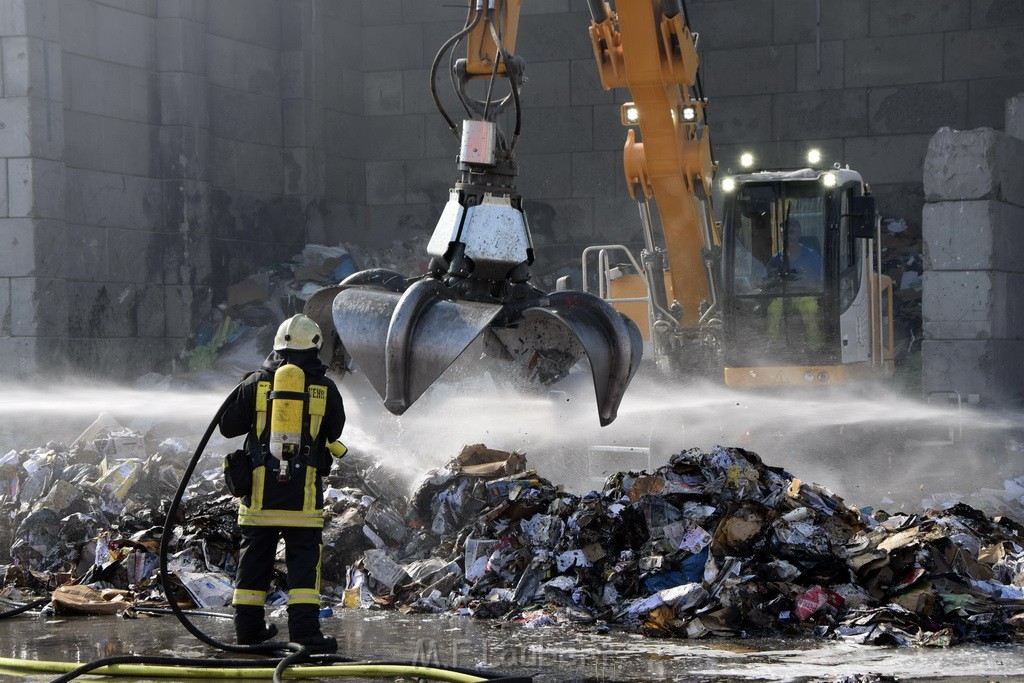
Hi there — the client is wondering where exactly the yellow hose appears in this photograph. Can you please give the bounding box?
[0,657,489,682]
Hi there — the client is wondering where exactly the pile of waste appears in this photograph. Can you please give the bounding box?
[3,421,1024,647]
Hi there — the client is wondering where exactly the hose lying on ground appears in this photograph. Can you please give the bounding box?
[5,384,530,683]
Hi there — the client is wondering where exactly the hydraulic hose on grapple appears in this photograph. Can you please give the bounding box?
[306,0,642,426]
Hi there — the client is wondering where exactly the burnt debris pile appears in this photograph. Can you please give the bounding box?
[3,427,1024,647]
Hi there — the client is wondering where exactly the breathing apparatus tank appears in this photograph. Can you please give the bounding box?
[268,363,306,482]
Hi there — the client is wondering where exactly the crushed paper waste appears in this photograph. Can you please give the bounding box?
[4,422,1024,648]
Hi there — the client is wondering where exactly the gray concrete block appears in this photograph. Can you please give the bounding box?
[0,337,37,378]
[206,34,279,95]
[164,284,205,338]
[923,270,1024,339]
[324,67,363,115]
[365,159,404,205]
[65,113,157,177]
[362,202,438,248]
[60,223,107,281]
[279,0,310,52]
[0,0,30,37]
[95,3,155,68]
[364,70,403,116]
[592,102,626,152]
[401,68,435,115]
[323,199,364,244]
[773,0,869,43]
[64,168,163,230]
[325,155,365,205]
[687,0,773,50]
[11,276,67,336]
[361,0,400,26]
[2,36,42,98]
[520,0,569,13]
[0,159,7,217]
[712,94,772,143]
[423,115,459,159]
[156,15,204,74]
[701,45,796,97]
[95,0,156,15]
[845,35,943,87]
[158,72,208,127]
[0,0,56,39]
[157,0,207,20]
[868,83,968,135]
[0,97,33,156]
[58,0,97,55]
[209,87,282,145]
[516,153,572,200]
[62,53,130,116]
[207,0,279,49]
[570,58,614,107]
[523,197,593,247]
[362,24,422,71]
[233,142,285,195]
[402,157,453,204]
[773,90,868,141]
[0,217,34,276]
[281,98,315,148]
[796,41,844,93]
[514,106,592,154]
[924,127,1024,206]
[591,194,644,246]
[945,27,1024,80]
[129,67,158,124]
[0,277,9,334]
[971,0,1024,28]
[419,20,464,74]
[923,200,1024,272]
[1005,91,1024,140]
[324,14,362,70]
[8,157,64,219]
[32,218,65,279]
[135,283,164,338]
[922,339,1024,403]
[521,60,570,109]
[967,75,1024,130]
[571,150,621,199]
[516,10,595,62]
[105,228,153,283]
[869,0,969,36]
[845,134,931,185]
[279,50,306,100]
[354,113,425,160]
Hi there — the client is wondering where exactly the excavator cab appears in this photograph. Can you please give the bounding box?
[305,0,642,426]
[719,167,894,387]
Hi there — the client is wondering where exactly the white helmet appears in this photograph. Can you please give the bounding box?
[274,314,323,351]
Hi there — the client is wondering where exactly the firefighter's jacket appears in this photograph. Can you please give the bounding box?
[219,349,345,529]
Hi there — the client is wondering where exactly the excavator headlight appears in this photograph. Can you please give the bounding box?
[817,371,830,383]
[807,148,822,165]
[740,152,755,168]
[822,172,838,187]
[720,177,736,192]
[803,371,815,383]
[621,103,640,125]
[682,106,697,121]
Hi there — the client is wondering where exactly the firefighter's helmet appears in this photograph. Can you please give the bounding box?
[274,314,323,351]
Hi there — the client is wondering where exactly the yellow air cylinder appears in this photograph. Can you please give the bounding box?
[269,364,305,481]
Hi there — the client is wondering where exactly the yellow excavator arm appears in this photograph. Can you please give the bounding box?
[588,0,719,330]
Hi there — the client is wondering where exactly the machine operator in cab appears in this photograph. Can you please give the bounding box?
[219,313,346,653]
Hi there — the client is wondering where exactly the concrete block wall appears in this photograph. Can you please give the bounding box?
[921,101,1024,404]
[2,0,1024,380]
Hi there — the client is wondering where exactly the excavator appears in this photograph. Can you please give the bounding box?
[305,0,894,426]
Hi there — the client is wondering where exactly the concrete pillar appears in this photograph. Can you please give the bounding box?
[0,0,69,377]
[156,0,213,362]
[280,0,327,244]
[922,110,1024,405]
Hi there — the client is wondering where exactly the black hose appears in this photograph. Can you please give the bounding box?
[0,597,49,619]
[46,654,281,683]
[431,5,482,138]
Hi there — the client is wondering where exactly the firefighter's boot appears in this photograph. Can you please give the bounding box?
[234,605,278,645]
[287,604,337,654]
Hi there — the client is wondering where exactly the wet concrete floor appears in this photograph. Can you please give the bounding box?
[2,609,1024,682]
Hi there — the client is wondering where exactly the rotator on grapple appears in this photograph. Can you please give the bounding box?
[306,0,642,426]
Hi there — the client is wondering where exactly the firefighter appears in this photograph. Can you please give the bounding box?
[219,313,346,653]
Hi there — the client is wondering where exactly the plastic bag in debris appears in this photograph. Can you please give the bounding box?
[362,549,409,591]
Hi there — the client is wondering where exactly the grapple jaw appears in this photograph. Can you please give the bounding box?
[321,272,643,426]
